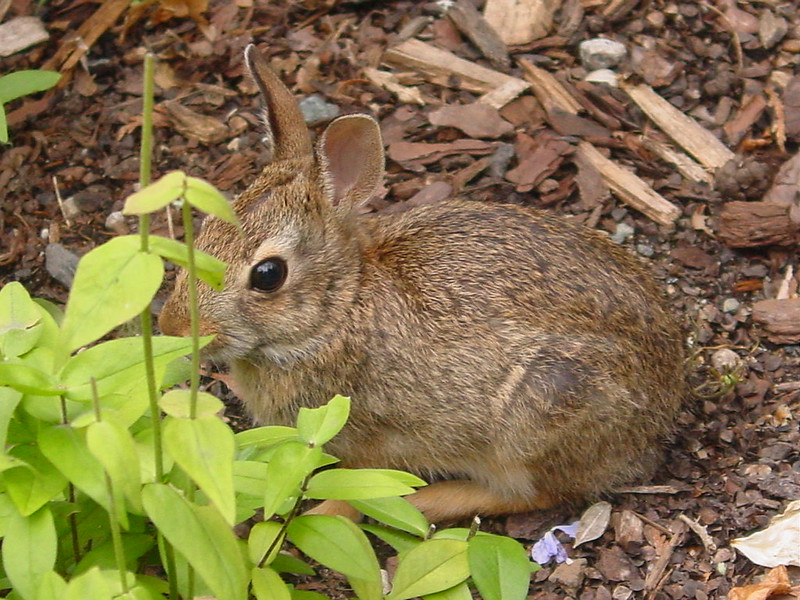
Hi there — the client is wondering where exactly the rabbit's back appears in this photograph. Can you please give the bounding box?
[324,199,686,504]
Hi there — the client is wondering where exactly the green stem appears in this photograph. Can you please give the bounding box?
[90,378,130,594]
[181,199,201,419]
[138,51,179,600]
[60,396,82,565]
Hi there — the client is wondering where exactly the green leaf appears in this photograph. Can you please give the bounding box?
[361,524,421,554]
[0,362,60,395]
[233,460,270,497]
[248,521,285,566]
[141,483,249,600]
[422,581,473,600]
[60,236,163,353]
[35,570,68,600]
[73,533,154,575]
[305,469,416,500]
[289,589,330,600]
[65,566,114,600]
[38,425,110,512]
[287,515,381,583]
[87,420,143,514]
[251,566,292,600]
[0,70,61,104]
[271,553,315,576]
[0,101,8,143]
[0,281,43,358]
[262,441,321,519]
[467,534,532,600]
[349,496,428,536]
[147,236,226,291]
[185,176,239,225]
[0,387,23,448]
[2,505,57,600]
[159,389,223,418]
[3,444,67,516]
[236,425,298,449]
[122,171,186,215]
[296,395,350,446]
[387,539,470,600]
[350,577,384,600]
[61,335,200,401]
[163,416,236,524]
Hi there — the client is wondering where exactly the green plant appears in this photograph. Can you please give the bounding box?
[0,52,537,600]
[0,70,61,143]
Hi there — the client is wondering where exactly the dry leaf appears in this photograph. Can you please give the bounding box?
[732,500,800,567]
[574,501,612,547]
[428,104,513,139]
[728,566,800,600]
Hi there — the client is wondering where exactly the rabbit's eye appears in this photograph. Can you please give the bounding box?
[250,257,287,292]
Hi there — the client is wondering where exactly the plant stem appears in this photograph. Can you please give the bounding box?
[90,378,130,594]
[138,51,179,600]
[59,395,82,564]
[181,198,201,419]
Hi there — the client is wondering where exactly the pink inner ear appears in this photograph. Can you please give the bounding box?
[323,118,372,204]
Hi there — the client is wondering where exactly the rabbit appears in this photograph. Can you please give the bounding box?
[158,44,686,524]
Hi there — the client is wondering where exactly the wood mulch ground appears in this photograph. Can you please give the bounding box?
[1,0,799,598]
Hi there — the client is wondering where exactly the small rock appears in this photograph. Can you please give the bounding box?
[585,68,619,87]
[611,222,635,244]
[710,348,742,374]
[722,298,740,313]
[548,558,587,590]
[105,211,130,235]
[299,95,340,125]
[612,585,633,600]
[579,38,627,70]
[60,197,81,220]
[0,16,49,57]
[45,243,80,288]
[759,10,788,50]
[636,243,654,257]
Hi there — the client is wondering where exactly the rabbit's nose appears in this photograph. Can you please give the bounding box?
[157,297,190,337]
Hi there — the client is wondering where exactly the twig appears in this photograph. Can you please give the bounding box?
[644,518,688,597]
[52,175,71,228]
[700,1,744,74]
[678,514,717,555]
[631,511,671,535]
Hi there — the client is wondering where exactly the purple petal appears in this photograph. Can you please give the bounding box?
[553,520,580,539]
[531,531,561,564]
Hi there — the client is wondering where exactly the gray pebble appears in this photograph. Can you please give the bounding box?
[45,243,80,288]
[585,68,619,87]
[722,298,740,313]
[579,38,627,71]
[611,222,635,244]
[299,95,340,125]
[636,243,655,257]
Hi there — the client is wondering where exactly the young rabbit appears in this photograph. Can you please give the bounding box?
[159,45,686,523]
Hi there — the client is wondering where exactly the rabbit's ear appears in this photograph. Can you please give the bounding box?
[317,114,384,208]
[245,44,312,160]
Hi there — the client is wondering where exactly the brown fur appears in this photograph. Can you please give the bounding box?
[159,45,686,523]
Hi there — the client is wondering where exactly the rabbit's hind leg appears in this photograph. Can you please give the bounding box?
[407,480,556,523]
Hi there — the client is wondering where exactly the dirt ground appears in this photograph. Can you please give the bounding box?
[1,0,799,598]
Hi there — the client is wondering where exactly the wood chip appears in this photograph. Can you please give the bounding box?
[623,82,736,170]
[519,58,582,115]
[363,68,425,105]
[446,0,509,68]
[576,142,682,226]
[383,38,529,102]
[717,201,799,248]
[483,0,560,45]
[160,101,230,144]
[387,139,497,169]
[640,135,713,185]
[429,103,513,138]
[43,0,131,73]
[752,298,800,344]
[723,93,768,146]
[0,16,49,57]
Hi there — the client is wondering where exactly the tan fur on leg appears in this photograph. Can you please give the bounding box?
[407,480,556,523]
[305,499,363,522]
